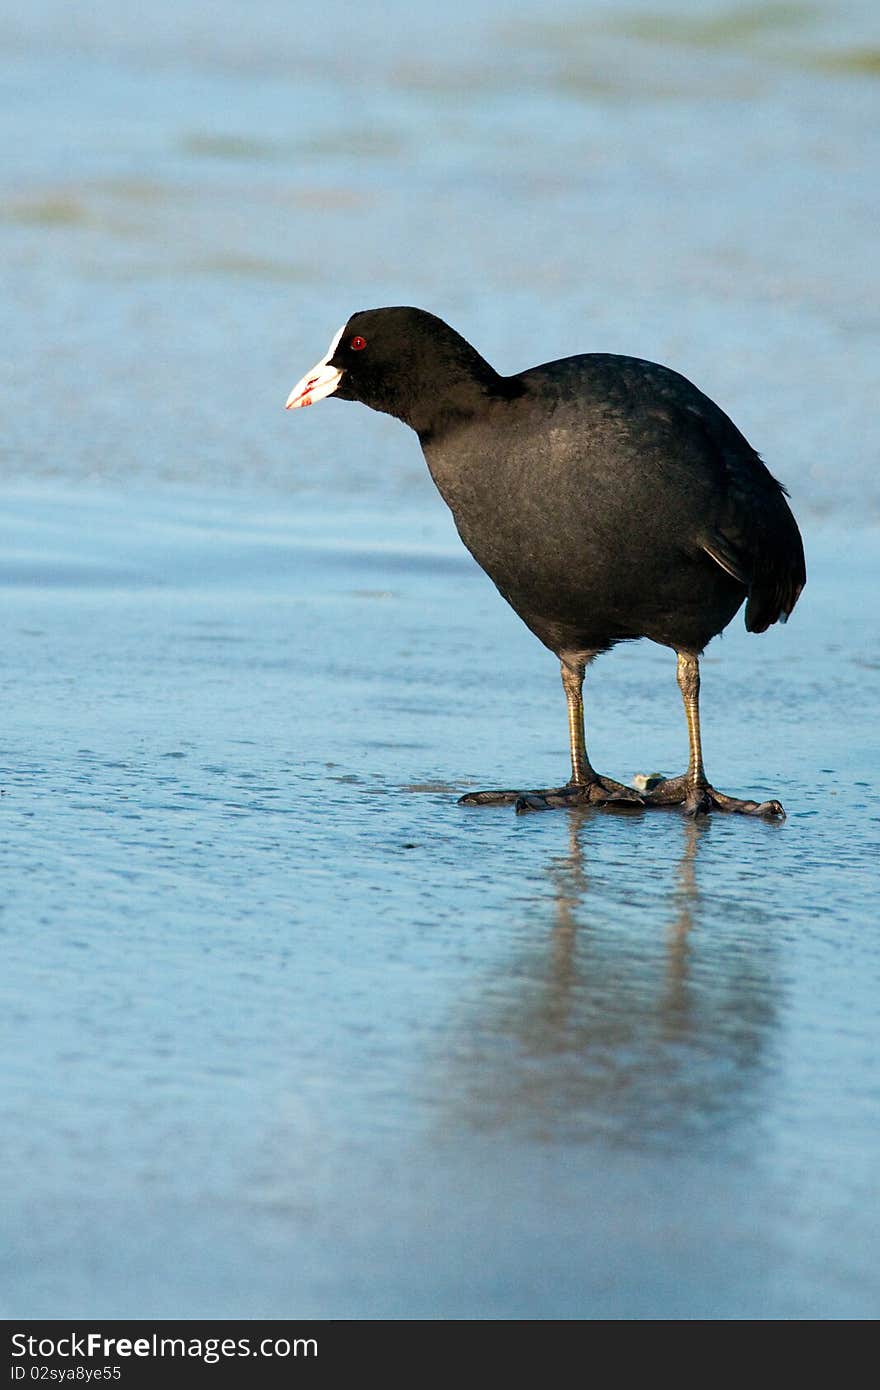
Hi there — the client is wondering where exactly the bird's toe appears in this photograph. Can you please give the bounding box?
[710,790,786,819]
[458,788,523,806]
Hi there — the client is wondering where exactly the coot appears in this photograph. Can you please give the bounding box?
[286,308,805,817]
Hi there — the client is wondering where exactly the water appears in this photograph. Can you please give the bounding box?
[1,0,878,1319]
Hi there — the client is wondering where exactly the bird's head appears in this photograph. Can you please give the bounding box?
[285,306,508,435]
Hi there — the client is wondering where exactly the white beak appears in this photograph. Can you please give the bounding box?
[285,324,345,409]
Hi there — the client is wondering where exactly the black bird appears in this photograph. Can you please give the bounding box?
[286,308,805,817]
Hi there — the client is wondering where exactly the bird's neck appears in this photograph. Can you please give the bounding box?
[406,363,518,442]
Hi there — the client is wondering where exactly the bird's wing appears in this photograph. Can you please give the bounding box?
[617,361,807,632]
[693,416,806,632]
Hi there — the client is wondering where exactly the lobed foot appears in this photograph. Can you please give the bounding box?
[459,776,645,814]
[642,773,785,820]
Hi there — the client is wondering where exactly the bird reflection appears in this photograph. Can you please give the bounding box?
[442,813,778,1152]
[663,816,700,1034]
[544,813,702,1036]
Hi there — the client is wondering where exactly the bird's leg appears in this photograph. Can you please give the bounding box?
[643,652,785,819]
[563,656,592,785]
[459,656,644,813]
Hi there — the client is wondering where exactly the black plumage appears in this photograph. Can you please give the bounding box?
[287,307,805,817]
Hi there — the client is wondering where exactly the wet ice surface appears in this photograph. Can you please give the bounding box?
[2,0,880,1319]
[1,490,878,1319]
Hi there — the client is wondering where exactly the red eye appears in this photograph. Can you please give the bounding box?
[350,335,366,351]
